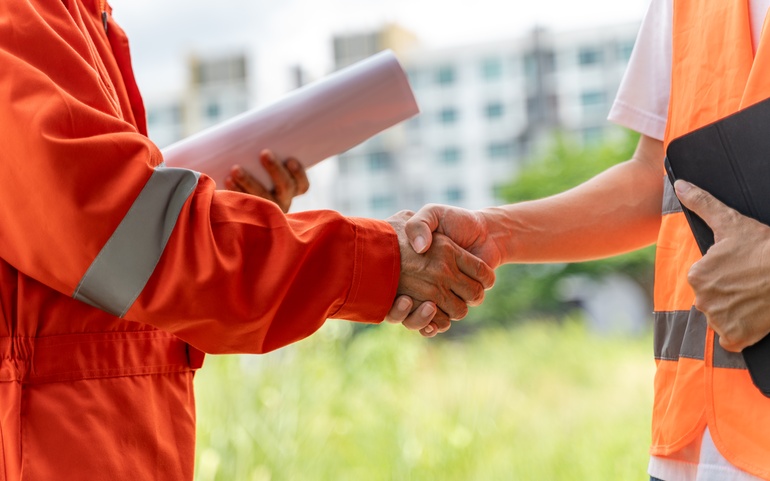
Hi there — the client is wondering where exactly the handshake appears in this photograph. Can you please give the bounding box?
[383,204,506,337]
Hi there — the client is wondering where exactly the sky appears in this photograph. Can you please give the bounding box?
[110,0,651,104]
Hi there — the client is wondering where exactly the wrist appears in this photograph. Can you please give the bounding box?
[477,207,514,267]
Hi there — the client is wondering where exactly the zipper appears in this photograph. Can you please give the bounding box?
[100,0,108,34]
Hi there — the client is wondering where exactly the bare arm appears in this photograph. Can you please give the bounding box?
[486,134,664,264]
[406,134,665,268]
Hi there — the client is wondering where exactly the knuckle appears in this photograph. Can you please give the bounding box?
[719,334,741,352]
[450,303,469,320]
[686,264,703,288]
[423,286,440,303]
[469,284,485,306]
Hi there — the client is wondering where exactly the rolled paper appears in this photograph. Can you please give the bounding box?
[162,49,420,189]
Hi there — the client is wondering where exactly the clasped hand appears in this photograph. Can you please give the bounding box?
[386,205,504,337]
[226,152,501,338]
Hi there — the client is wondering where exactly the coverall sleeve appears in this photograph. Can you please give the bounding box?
[0,1,400,354]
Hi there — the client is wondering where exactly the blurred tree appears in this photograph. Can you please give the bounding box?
[467,129,656,326]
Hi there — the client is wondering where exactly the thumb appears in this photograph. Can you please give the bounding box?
[674,180,735,231]
[404,204,443,254]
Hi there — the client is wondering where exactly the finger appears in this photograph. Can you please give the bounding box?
[454,248,496,291]
[260,150,295,208]
[433,315,452,333]
[405,204,444,254]
[385,296,413,323]
[224,175,244,193]
[402,302,437,331]
[230,166,271,198]
[674,180,737,232]
[286,158,310,195]
[450,274,486,308]
[420,311,451,337]
[434,290,469,321]
[420,324,438,337]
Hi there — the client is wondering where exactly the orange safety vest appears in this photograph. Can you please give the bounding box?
[654,0,770,477]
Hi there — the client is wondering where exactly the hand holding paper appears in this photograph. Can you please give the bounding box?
[224,150,309,213]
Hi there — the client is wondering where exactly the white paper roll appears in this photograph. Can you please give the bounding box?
[162,49,420,189]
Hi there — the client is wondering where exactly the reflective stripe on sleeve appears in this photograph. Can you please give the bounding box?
[653,308,747,369]
[73,167,200,317]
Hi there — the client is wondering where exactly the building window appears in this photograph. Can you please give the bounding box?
[581,91,606,107]
[578,47,604,66]
[370,194,396,210]
[439,108,458,124]
[581,91,607,118]
[481,58,502,80]
[439,147,461,164]
[617,40,634,61]
[485,102,504,119]
[523,54,537,80]
[436,65,456,86]
[445,187,464,203]
[368,151,393,171]
[406,68,421,88]
[488,141,513,159]
[206,102,220,120]
[146,109,159,126]
[523,51,555,81]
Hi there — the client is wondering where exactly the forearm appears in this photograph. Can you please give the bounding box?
[128,184,400,354]
[483,137,664,264]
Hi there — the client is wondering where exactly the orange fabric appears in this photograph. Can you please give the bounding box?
[652,214,700,312]
[0,0,400,479]
[651,358,706,455]
[653,0,770,477]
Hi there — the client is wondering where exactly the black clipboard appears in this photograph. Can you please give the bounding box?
[665,96,770,397]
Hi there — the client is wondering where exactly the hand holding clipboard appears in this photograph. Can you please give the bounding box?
[665,96,770,397]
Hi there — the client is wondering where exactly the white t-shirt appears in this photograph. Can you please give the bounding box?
[609,0,770,140]
[608,1,770,480]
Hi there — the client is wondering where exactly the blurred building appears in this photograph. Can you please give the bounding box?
[146,52,251,149]
[184,53,250,134]
[141,25,638,222]
[333,23,419,68]
[330,23,638,219]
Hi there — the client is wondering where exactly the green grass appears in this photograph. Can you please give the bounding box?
[193,320,654,481]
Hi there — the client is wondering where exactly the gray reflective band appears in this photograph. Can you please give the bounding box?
[662,178,683,215]
[73,167,200,317]
[654,309,706,361]
[713,333,748,369]
[653,308,747,369]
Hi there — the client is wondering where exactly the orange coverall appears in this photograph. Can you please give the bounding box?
[0,1,400,479]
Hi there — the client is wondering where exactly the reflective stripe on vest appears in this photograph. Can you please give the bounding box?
[661,179,681,216]
[72,166,200,317]
[653,309,746,369]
